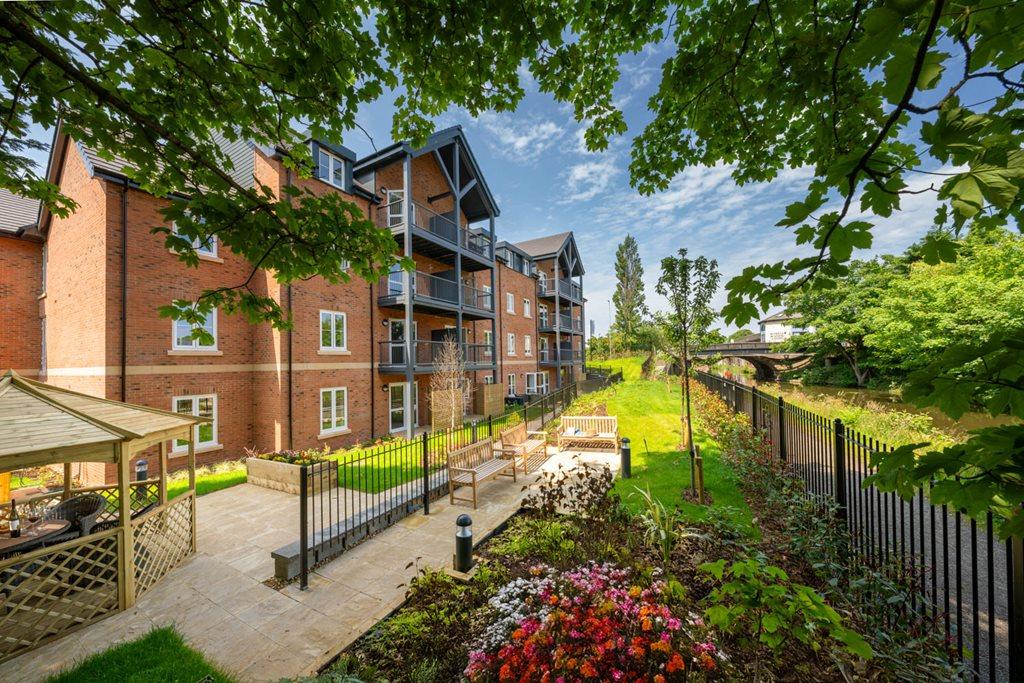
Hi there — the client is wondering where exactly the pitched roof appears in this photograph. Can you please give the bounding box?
[514,231,572,258]
[760,311,800,324]
[0,370,207,470]
[0,189,41,235]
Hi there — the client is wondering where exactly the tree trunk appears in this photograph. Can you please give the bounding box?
[682,333,695,495]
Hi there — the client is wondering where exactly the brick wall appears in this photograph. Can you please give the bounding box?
[0,235,42,374]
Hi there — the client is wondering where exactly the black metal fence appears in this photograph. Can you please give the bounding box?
[696,371,1024,682]
[292,383,580,588]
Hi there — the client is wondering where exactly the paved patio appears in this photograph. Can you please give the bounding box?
[0,448,618,682]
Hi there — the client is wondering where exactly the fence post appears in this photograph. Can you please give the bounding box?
[751,390,759,434]
[488,415,493,438]
[833,419,847,520]
[1011,533,1024,682]
[299,464,309,590]
[777,395,787,462]
[471,420,478,442]
[421,432,430,515]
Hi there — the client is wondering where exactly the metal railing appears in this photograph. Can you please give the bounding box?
[540,348,581,364]
[376,199,492,259]
[377,340,494,368]
[695,371,1021,683]
[295,383,580,588]
[538,278,582,301]
[378,271,493,312]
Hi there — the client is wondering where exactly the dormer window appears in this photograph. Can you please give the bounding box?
[318,148,347,189]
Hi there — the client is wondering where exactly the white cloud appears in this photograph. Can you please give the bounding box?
[560,159,618,203]
[474,112,565,163]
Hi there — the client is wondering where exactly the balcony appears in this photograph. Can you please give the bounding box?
[377,340,495,373]
[378,270,494,320]
[539,348,582,366]
[538,278,583,302]
[376,199,493,269]
[538,313,584,334]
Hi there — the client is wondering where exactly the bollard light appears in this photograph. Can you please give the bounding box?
[135,458,148,482]
[620,437,631,479]
[454,514,474,573]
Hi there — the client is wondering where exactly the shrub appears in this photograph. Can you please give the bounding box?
[246,445,330,465]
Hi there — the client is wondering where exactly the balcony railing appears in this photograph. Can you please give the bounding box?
[539,348,581,363]
[379,271,493,312]
[538,278,582,301]
[376,199,492,259]
[378,340,494,368]
[539,313,584,332]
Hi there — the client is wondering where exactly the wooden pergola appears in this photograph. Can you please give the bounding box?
[0,370,207,662]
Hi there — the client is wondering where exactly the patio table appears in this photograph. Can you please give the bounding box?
[0,519,72,558]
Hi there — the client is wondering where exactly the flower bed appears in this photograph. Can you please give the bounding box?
[244,447,337,495]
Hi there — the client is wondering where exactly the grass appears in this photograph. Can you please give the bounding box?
[569,373,755,534]
[168,461,247,500]
[46,626,234,683]
[587,356,646,381]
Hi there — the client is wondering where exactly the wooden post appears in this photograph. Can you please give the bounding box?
[63,463,72,500]
[158,440,168,505]
[695,444,705,504]
[188,433,197,553]
[117,442,137,609]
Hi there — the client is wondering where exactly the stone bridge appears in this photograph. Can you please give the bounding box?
[693,341,811,380]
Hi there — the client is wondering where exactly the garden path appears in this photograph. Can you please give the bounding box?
[0,447,618,682]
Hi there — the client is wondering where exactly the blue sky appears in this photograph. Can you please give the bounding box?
[21,40,979,337]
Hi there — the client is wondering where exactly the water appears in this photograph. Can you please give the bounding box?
[721,373,1015,438]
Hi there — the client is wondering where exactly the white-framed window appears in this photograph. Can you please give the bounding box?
[507,373,516,396]
[524,335,532,356]
[483,375,494,385]
[172,394,217,452]
[525,372,538,394]
[523,299,532,318]
[539,304,548,327]
[318,148,347,188]
[172,219,217,258]
[172,309,217,351]
[319,310,347,351]
[507,332,516,356]
[484,329,493,357]
[386,189,405,228]
[506,292,515,313]
[319,387,348,435]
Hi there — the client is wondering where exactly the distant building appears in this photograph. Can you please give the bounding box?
[758,312,812,343]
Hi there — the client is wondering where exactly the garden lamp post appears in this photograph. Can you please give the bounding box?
[455,514,473,572]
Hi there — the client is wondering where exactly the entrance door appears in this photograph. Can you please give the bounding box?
[389,382,419,433]
[389,320,417,365]
[387,263,404,296]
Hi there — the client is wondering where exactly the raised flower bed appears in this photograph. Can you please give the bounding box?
[244,447,337,495]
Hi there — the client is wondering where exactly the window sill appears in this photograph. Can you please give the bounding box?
[168,248,223,264]
[318,428,351,439]
[168,349,223,356]
[170,443,224,457]
[317,349,351,356]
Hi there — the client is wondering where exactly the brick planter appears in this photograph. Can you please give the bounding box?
[245,457,338,495]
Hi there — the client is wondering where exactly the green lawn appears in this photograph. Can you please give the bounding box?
[575,376,755,533]
[587,356,646,381]
[168,465,247,500]
[46,627,234,683]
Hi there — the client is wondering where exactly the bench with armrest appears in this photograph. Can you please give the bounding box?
[498,422,548,474]
[447,438,516,509]
[557,416,619,451]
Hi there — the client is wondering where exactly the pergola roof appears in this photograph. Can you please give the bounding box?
[0,371,206,471]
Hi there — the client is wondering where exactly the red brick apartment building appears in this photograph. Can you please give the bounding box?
[0,125,586,483]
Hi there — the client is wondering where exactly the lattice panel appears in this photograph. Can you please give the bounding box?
[132,495,193,598]
[0,532,120,663]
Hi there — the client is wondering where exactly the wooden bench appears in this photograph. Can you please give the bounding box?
[498,422,548,474]
[447,438,516,508]
[557,416,619,451]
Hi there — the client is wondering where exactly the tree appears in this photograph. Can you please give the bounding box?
[783,258,903,387]
[728,329,754,342]
[612,235,649,349]
[656,250,720,494]
[430,337,466,431]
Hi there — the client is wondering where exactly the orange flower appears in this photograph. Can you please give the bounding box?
[654,675,666,683]
[650,640,671,653]
[549,594,559,605]
[580,661,598,677]
[642,618,653,631]
[666,653,686,673]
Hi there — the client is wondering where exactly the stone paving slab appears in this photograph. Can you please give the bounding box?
[0,448,617,682]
